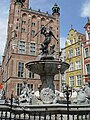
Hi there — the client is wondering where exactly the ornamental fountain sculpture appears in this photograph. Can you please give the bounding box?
[25,26,70,104]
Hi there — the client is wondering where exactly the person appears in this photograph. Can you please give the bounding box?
[40,27,58,54]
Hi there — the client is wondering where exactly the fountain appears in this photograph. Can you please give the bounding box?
[25,26,70,104]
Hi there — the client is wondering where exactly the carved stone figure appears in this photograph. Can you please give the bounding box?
[40,88,55,104]
[53,92,61,104]
[84,79,90,103]
[40,27,58,55]
[19,82,33,103]
[72,88,88,104]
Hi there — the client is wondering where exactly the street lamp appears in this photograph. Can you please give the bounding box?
[63,85,72,120]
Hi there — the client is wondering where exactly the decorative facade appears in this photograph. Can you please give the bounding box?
[1,0,60,97]
[83,19,90,83]
[65,28,84,88]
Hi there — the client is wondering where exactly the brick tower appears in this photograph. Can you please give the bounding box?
[2,0,60,97]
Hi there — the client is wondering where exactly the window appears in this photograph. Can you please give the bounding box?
[74,38,76,43]
[31,30,35,35]
[85,48,89,58]
[86,64,90,75]
[19,41,25,54]
[11,31,16,38]
[32,22,35,26]
[16,26,18,29]
[17,83,22,96]
[69,49,73,58]
[28,68,35,78]
[70,40,73,44]
[70,76,74,86]
[29,71,34,78]
[18,62,24,77]
[28,84,34,91]
[41,25,44,28]
[50,27,53,30]
[69,62,74,71]
[61,74,66,87]
[30,42,35,55]
[21,28,25,32]
[75,61,81,70]
[76,75,82,86]
[75,47,80,56]
[22,20,26,24]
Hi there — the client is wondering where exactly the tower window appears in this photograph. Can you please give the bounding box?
[30,42,36,55]
[17,83,22,96]
[29,71,34,79]
[15,34,17,37]
[22,20,26,24]
[18,62,24,78]
[31,30,35,35]
[28,68,35,79]
[21,28,25,32]
[32,22,35,26]
[28,84,34,91]
[19,41,25,54]
[16,26,18,29]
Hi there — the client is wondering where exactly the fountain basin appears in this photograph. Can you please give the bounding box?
[25,59,69,104]
[25,60,69,75]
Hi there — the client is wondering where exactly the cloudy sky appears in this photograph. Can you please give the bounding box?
[0,0,90,62]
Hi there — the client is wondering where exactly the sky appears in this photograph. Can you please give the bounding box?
[0,0,90,62]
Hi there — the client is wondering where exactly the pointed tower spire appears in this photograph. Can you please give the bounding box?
[52,3,60,16]
[15,0,29,8]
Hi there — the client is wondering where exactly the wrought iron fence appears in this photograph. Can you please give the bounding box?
[0,104,90,120]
